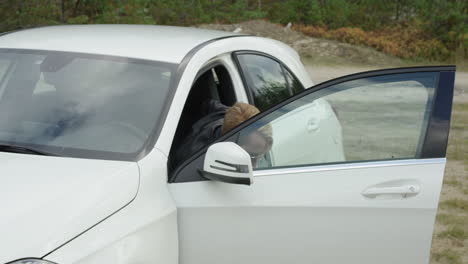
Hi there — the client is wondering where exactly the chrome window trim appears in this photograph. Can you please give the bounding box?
[253,158,446,177]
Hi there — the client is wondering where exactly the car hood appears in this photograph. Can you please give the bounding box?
[0,152,139,263]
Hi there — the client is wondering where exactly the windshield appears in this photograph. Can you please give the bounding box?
[0,49,176,160]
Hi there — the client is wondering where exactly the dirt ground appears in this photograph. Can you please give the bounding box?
[199,20,468,264]
[198,20,403,66]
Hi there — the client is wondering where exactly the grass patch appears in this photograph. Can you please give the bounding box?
[446,142,466,161]
[436,213,468,229]
[432,249,462,264]
[446,103,467,162]
[452,103,468,112]
[449,122,466,130]
[437,226,467,241]
[444,180,463,188]
[436,214,467,226]
[436,214,452,225]
[463,188,468,195]
[293,24,452,61]
[440,199,468,210]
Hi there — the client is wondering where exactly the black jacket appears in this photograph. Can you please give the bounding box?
[172,99,228,168]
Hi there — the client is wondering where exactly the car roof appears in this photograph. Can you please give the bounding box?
[0,25,240,64]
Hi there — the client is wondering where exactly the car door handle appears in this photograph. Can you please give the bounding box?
[362,185,420,198]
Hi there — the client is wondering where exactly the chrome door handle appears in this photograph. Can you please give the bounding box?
[362,185,420,198]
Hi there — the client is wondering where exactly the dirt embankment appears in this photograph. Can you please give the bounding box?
[197,20,402,66]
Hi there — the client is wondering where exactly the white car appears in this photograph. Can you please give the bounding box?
[0,25,455,264]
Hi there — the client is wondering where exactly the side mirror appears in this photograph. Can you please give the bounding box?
[199,142,253,185]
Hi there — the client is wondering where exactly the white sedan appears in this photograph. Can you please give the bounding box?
[0,25,455,264]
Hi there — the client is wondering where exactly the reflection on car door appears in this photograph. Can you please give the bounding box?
[169,66,455,264]
[234,52,304,111]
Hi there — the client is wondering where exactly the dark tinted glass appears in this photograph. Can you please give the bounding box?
[237,54,291,111]
[284,67,304,94]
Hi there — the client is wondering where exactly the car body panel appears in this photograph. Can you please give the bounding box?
[46,149,178,264]
[0,152,139,263]
[170,159,445,264]
[0,25,238,64]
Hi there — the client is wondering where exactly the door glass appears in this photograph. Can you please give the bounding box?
[0,59,10,77]
[236,54,291,111]
[0,59,12,96]
[284,67,304,94]
[229,72,438,170]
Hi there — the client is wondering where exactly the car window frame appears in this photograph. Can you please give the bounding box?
[191,60,238,104]
[167,60,239,171]
[231,51,305,108]
[169,66,455,183]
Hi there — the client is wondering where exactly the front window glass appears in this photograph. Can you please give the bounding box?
[230,72,438,170]
[0,49,176,160]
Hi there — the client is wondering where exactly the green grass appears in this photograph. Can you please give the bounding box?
[443,180,463,188]
[452,103,468,112]
[440,199,468,210]
[437,226,467,241]
[432,249,462,264]
[436,213,468,226]
[436,214,467,226]
[463,188,468,195]
[433,101,468,263]
[446,104,467,162]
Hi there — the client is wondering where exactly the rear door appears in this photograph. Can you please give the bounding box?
[170,66,455,264]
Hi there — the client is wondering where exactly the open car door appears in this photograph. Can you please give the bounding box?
[169,66,455,264]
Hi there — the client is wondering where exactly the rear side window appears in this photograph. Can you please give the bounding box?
[236,54,303,111]
[284,67,303,94]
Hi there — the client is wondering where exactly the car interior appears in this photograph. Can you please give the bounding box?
[168,64,237,172]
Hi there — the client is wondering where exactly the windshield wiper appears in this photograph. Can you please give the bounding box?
[0,144,60,156]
